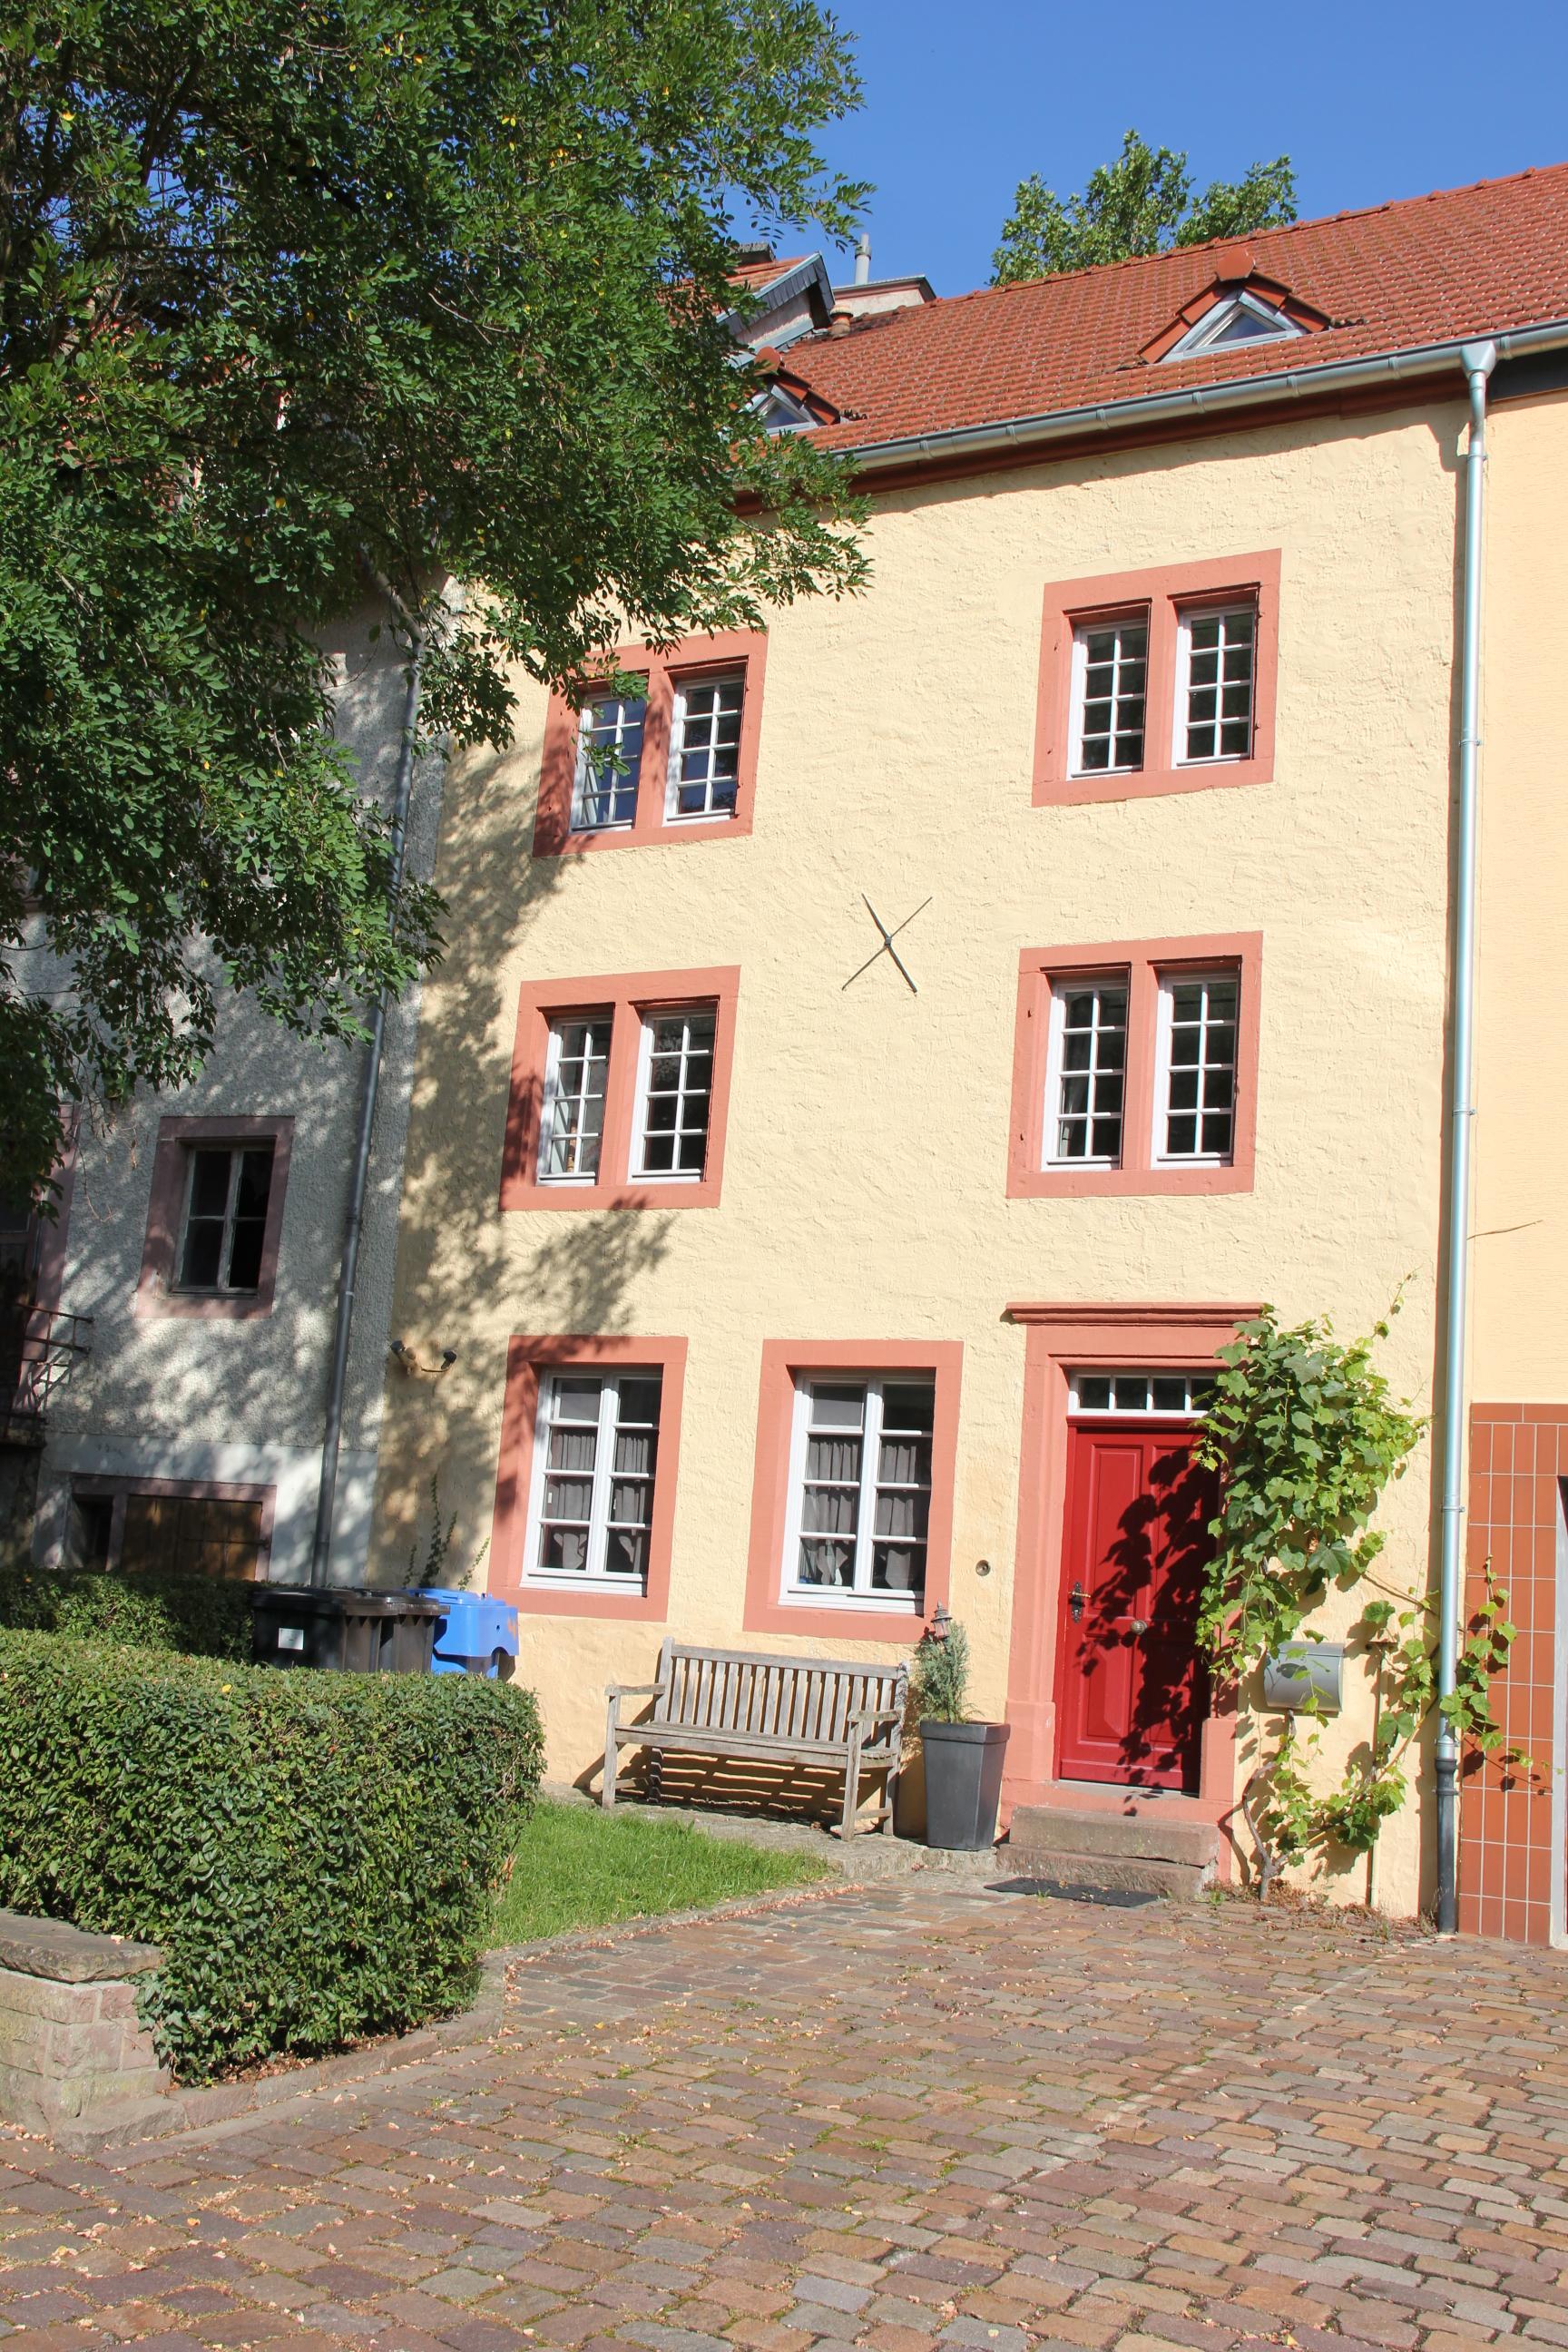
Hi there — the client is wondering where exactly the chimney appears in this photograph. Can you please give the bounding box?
[854,234,871,287]
[828,307,854,337]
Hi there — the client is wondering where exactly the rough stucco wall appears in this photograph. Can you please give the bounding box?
[34,608,443,1585]
[1473,391,1568,1404]
[375,405,1462,1916]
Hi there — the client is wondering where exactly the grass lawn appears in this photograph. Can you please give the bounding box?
[489,1798,832,1947]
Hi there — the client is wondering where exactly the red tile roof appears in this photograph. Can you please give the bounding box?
[785,164,1568,456]
[727,253,812,297]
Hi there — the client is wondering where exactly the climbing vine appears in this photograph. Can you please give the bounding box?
[1195,1305,1523,1895]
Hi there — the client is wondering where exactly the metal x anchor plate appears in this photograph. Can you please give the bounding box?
[842,895,931,995]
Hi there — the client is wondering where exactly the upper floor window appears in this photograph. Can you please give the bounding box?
[179,1144,275,1294]
[534,632,768,855]
[136,1116,293,1319]
[504,967,740,1212]
[1034,553,1279,807]
[1009,936,1260,1200]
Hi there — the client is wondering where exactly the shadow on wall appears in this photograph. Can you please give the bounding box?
[373,735,676,1576]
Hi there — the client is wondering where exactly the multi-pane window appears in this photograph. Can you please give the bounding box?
[1068,1371,1216,1416]
[1046,983,1128,1165]
[667,676,744,822]
[1177,606,1256,764]
[178,1146,274,1292]
[786,1376,934,1605]
[537,1015,611,1182]
[572,691,647,831]
[632,1006,716,1181]
[530,1370,662,1586]
[1071,618,1148,774]
[1156,973,1239,1161]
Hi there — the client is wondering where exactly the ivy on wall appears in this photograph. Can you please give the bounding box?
[1195,1305,1522,1896]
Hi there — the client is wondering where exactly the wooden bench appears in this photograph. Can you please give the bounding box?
[603,1641,908,1839]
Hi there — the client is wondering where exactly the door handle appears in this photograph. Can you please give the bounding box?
[1131,1617,1149,1636]
[1069,1581,1087,1623]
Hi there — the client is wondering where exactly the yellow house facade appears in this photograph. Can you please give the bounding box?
[373,166,1568,1927]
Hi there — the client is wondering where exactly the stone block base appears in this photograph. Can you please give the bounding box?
[0,1910,171,2147]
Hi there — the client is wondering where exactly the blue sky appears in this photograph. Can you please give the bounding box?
[806,0,1568,295]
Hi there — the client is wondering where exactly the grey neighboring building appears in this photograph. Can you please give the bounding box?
[6,612,441,1589]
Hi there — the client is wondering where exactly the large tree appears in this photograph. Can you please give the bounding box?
[991,130,1296,286]
[1,0,869,1199]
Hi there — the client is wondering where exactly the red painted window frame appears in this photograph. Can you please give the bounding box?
[488,1334,687,1623]
[134,1115,294,1319]
[533,631,768,856]
[1033,550,1280,806]
[1007,933,1262,1200]
[742,1338,963,1645]
[500,966,740,1213]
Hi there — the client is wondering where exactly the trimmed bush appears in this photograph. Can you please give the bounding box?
[0,1563,252,1658]
[0,1631,544,2082]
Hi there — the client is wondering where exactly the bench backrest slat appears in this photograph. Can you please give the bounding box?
[654,1642,905,1740]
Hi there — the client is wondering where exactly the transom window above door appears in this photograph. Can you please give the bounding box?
[1068,1370,1216,1416]
[1034,553,1279,807]
[504,967,740,1211]
[534,632,767,854]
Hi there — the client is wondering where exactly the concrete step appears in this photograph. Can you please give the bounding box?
[997,1849,1210,1901]
[1007,1801,1219,1871]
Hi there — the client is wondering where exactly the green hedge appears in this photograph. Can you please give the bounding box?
[0,1632,544,2082]
[0,1563,252,1658]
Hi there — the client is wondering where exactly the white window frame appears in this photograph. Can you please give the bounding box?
[1067,1369,1215,1416]
[536,1014,612,1186]
[779,1373,933,1614]
[1172,602,1258,769]
[664,672,745,824]
[1163,290,1304,362]
[1044,978,1130,1169]
[176,1143,274,1294]
[629,1003,717,1184]
[1152,969,1240,1169]
[1068,614,1150,779]
[524,1368,662,1592]
[571,691,646,832]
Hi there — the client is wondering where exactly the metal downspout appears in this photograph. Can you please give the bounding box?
[309,632,426,1586]
[1435,340,1497,1932]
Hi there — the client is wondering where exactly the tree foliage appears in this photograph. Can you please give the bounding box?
[990,130,1296,286]
[1,0,870,1197]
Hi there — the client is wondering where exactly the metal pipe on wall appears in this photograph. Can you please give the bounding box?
[1435,339,1497,1933]
[309,630,426,1587]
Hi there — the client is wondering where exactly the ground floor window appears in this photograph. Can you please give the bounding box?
[782,1373,935,1609]
[524,1367,664,1591]
[67,1480,271,1578]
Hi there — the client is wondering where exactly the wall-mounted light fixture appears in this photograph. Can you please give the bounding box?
[389,1339,459,1381]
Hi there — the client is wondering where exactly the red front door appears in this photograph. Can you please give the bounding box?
[1054,1422,1216,1790]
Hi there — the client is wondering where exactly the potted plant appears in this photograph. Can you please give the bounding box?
[911,1610,1009,1850]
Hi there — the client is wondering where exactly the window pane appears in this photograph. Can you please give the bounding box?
[1073,620,1147,775]
[669,673,745,820]
[1152,1376,1189,1411]
[180,1217,224,1290]
[1161,974,1239,1161]
[1050,984,1127,1163]
[1181,607,1255,763]
[539,1016,611,1181]
[871,1377,934,1603]
[634,1005,716,1180]
[573,694,645,828]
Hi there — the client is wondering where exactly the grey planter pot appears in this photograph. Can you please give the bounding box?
[920,1719,1010,1850]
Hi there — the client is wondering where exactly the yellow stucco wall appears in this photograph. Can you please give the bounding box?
[374,402,1466,1916]
[1473,389,1568,1404]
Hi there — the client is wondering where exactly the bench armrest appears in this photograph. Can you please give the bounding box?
[605,1681,667,1700]
[855,1704,903,1733]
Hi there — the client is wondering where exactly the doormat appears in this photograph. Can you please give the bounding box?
[986,1876,1161,1909]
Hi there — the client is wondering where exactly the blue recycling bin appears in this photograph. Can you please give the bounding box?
[415,1587,519,1679]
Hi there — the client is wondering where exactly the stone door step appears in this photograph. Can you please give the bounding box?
[1004,1800,1219,1897]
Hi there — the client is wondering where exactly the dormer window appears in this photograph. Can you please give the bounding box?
[1163,289,1305,361]
[751,383,818,433]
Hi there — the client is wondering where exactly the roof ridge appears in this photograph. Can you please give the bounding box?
[906,156,1568,309]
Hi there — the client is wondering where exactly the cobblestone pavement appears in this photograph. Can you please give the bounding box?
[4,1880,1568,2352]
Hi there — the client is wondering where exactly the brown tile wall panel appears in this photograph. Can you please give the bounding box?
[1458,1406,1564,1944]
